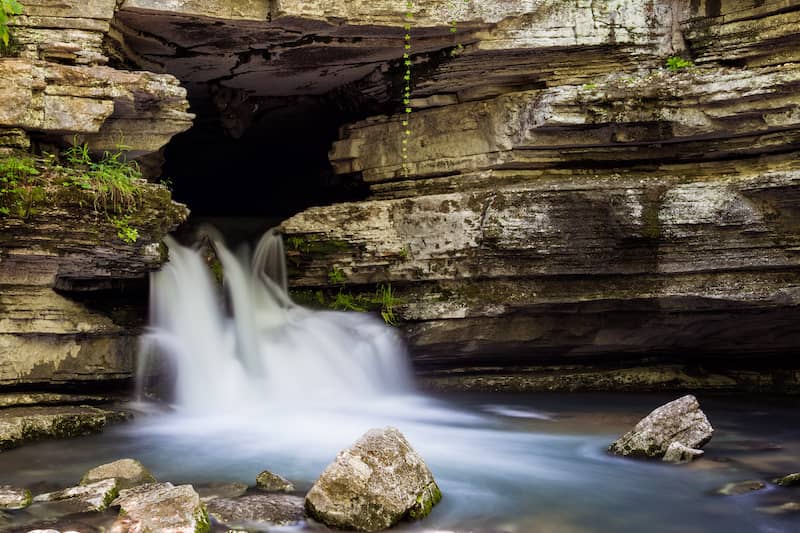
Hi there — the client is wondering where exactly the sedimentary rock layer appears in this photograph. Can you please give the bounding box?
[0,181,187,387]
[2,0,800,394]
[278,1,800,390]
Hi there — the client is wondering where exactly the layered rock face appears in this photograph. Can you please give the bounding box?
[0,0,191,415]
[274,0,800,392]
[3,0,800,395]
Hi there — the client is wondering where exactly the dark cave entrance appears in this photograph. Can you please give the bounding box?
[161,88,378,244]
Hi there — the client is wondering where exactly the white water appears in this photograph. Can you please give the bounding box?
[126,230,800,532]
[140,228,414,413]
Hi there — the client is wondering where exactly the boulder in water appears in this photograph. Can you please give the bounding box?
[662,441,705,464]
[197,482,249,502]
[305,427,441,532]
[609,395,713,459]
[110,482,209,533]
[80,458,156,489]
[0,485,32,510]
[774,473,800,487]
[757,502,800,515]
[206,493,304,528]
[717,480,766,496]
[32,479,119,513]
[256,470,295,492]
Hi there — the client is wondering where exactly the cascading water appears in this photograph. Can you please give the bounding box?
[105,228,799,533]
[139,228,413,413]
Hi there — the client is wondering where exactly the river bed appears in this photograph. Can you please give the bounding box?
[0,392,798,532]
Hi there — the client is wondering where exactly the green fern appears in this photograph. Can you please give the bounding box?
[666,56,694,72]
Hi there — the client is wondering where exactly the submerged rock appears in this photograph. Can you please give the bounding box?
[110,482,209,533]
[609,395,713,459]
[32,478,119,513]
[757,502,800,514]
[197,482,249,502]
[0,406,131,451]
[80,458,156,490]
[774,473,800,487]
[0,485,32,510]
[206,494,304,528]
[305,427,441,532]
[717,480,766,496]
[662,442,705,464]
[256,470,295,492]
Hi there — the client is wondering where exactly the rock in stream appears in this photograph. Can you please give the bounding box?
[0,485,32,510]
[110,482,209,533]
[80,458,156,489]
[305,426,441,532]
[609,395,713,460]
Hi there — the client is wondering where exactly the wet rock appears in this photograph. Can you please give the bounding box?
[80,458,156,490]
[197,482,249,502]
[0,406,131,451]
[662,442,704,464]
[774,473,800,487]
[32,478,119,513]
[757,502,800,514]
[256,470,295,492]
[0,485,32,510]
[609,395,713,459]
[305,427,441,532]
[206,494,304,528]
[110,482,209,533]
[0,393,115,409]
[717,480,766,496]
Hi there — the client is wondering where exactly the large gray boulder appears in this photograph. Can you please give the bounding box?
[609,395,713,459]
[80,458,156,489]
[305,427,441,532]
[110,482,209,533]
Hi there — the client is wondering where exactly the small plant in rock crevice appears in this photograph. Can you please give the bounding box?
[0,138,148,244]
[374,283,401,325]
[61,138,143,214]
[328,266,347,284]
[110,215,139,244]
[331,291,367,312]
[0,156,42,218]
[666,56,694,72]
[292,282,404,326]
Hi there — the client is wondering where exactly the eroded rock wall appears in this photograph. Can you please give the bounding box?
[277,0,800,391]
[3,0,800,395]
[0,1,192,400]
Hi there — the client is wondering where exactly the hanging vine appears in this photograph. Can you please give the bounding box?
[401,0,470,178]
[401,0,413,178]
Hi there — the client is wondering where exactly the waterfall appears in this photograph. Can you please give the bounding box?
[139,228,414,413]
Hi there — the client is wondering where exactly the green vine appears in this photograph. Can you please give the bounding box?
[401,1,471,178]
[448,0,470,57]
[401,1,413,178]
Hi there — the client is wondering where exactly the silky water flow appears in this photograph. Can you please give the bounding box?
[99,227,800,533]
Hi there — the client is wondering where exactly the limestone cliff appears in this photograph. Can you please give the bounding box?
[0,0,191,406]
[1,0,799,396]
[276,0,800,392]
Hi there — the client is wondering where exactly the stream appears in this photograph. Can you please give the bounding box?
[0,392,798,532]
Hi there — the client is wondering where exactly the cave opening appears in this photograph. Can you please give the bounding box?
[161,88,379,244]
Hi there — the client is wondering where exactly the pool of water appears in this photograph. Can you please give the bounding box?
[0,392,798,532]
